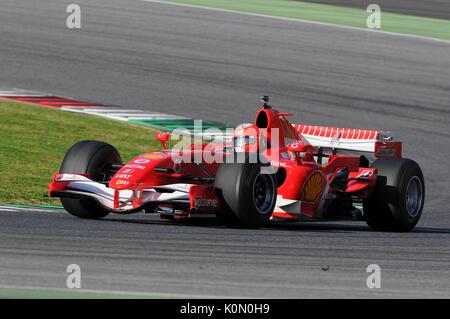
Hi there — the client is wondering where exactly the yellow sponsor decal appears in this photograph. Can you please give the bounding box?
[302,171,324,203]
[142,152,166,159]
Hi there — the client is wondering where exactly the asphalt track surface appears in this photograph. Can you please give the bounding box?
[0,0,449,297]
[301,0,450,20]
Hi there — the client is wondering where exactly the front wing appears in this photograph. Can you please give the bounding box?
[48,174,303,220]
[48,174,201,214]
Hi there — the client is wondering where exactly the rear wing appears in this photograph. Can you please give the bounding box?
[292,124,402,158]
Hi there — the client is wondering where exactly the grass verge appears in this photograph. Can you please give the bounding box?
[0,99,161,205]
[0,287,179,299]
[162,0,450,41]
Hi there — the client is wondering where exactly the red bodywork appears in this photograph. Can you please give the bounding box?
[49,106,402,222]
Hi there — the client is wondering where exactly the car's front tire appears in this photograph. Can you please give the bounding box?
[214,161,277,228]
[59,140,122,219]
[363,158,425,232]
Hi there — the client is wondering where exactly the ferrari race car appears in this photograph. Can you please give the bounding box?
[48,97,425,231]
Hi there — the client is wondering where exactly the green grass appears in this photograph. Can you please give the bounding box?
[0,287,180,299]
[0,99,161,205]
[164,0,450,41]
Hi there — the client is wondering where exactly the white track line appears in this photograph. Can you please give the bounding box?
[0,206,21,210]
[140,0,450,45]
[0,206,58,213]
[61,107,190,119]
[0,88,48,97]
[0,285,245,299]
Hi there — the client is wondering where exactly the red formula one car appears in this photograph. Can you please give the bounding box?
[48,97,425,231]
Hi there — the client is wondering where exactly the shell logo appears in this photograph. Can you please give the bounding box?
[302,171,324,203]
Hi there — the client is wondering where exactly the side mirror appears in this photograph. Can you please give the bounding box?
[156,132,170,149]
[287,142,315,158]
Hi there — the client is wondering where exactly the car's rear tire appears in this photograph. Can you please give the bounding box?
[59,140,122,219]
[214,162,277,229]
[363,158,425,232]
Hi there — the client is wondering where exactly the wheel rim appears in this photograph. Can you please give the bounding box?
[406,176,423,218]
[252,173,275,215]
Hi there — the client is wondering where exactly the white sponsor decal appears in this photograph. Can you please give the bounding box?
[56,174,85,181]
[134,159,150,164]
[271,160,287,167]
[194,197,218,208]
[122,169,134,174]
[115,174,131,180]
[124,164,146,170]
[357,170,373,178]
